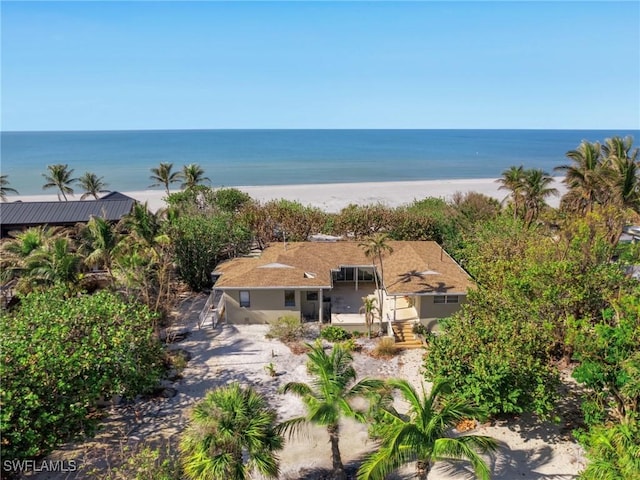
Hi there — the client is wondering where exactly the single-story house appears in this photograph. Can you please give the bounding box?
[204,240,474,333]
[0,192,136,238]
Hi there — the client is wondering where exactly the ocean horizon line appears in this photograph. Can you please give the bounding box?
[3,127,638,134]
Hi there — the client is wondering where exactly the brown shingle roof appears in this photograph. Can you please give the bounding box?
[214,241,473,294]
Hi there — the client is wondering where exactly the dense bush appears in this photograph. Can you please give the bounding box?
[0,289,165,465]
[166,213,251,291]
[572,291,640,425]
[266,315,308,343]
[319,325,352,342]
[423,290,559,418]
[242,199,328,248]
[576,416,640,480]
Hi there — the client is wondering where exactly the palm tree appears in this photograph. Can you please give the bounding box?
[555,140,605,214]
[0,174,19,201]
[359,296,378,339]
[25,237,82,289]
[77,172,109,200]
[579,416,640,480]
[116,203,172,315]
[280,342,383,480]
[521,169,558,226]
[359,234,393,334]
[120,201,165,246]
[602,136,640,212]
[79,216,121,280]
[42,164,77,201]
[496,165,525,219]
[181,163,210,189]
[0,226,60,285]
[179,382,283,480]
[149,162,182,195]
[358,379,498,480]
[602,135,638,164]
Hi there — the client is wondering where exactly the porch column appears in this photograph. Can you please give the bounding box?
[318,289,323,323]
[355,267,359,291]
[393,296,397,322]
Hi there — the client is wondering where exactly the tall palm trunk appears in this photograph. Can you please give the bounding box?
[328,423,346,480]
[371,263,384,335]
[377,252,387,335]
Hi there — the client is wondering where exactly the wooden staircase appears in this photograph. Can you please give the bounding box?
[392,321,424,349]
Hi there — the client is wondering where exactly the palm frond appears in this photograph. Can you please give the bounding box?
[275,416,309,439]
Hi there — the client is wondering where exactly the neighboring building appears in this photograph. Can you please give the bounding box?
[204,241,474,333]
[0,192,136,238]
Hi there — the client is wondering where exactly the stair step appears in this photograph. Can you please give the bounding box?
[394,341,425,349]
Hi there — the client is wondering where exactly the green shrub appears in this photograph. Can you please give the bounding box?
[338,338,361,353]
[423,291,559,418]
[576,416,640,480]
[166,213,252,291]
[412,323,428,336]
[89,443,182,480]
[0,288,164,466]
[266,315,307,343]
[319,325,352,342]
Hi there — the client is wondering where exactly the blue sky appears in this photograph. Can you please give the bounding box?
[2,1,639,131]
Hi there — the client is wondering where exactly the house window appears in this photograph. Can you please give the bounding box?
[334,267,356,282]
[284,290,296,307]
[306,291,318,301]
[239,291,250,307]
[434,295,459,304]
[357,267,375,282]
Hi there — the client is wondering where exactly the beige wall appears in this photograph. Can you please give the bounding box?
[418,294,466,325]
[224,289,301,324]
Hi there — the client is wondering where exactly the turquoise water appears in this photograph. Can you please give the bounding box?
[1,129,637,195]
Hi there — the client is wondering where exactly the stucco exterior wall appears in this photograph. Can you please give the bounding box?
[223,289,301,324]
[417,294,466,332]
[418,294,466,319]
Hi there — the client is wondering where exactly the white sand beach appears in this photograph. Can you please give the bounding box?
[9,177,567,212]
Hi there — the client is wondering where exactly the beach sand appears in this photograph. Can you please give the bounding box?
[9,177,567,213]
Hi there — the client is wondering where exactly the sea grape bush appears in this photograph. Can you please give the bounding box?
[423,290,559,418]
[167,213,252,291]
[572,291,640,425]
[319,325,352,342]
[0,288,164,465]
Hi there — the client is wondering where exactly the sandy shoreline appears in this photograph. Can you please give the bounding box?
[8,177,567,213]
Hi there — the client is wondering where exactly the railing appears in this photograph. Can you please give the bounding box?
[198,290,223,329]
[386,313,393,337]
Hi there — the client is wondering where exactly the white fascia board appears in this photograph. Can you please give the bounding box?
[216,285,332,291]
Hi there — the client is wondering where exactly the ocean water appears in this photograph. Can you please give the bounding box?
[1,129,638,195]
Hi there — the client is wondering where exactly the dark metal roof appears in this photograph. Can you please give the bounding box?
[100,191,133,201]
[0,193,135,228]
